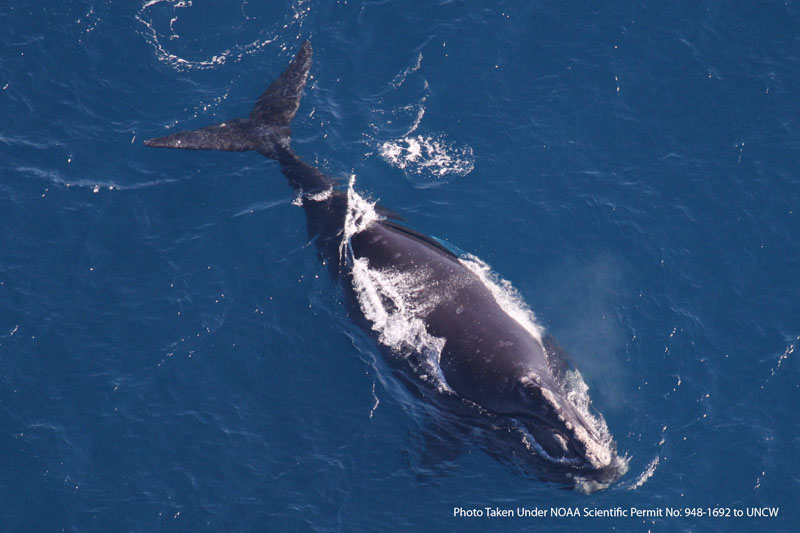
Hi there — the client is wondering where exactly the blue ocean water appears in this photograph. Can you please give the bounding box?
[1,1,798,530]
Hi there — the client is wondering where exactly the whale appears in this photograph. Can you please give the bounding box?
[144,41,627,491]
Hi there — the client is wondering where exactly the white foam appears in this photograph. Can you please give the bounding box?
[307,188,333,202]
[292,187,333,207]
[390,52,424,89]
[627,456,659,490]
[351,257,450,388]
[379,134,474,183]
[343,179,451,391]
[374,60,474,184]
[340,175,380,263]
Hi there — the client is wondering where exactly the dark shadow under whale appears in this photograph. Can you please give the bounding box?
[144,40,627,492]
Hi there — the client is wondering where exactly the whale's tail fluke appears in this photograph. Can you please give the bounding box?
[143,40,312,159]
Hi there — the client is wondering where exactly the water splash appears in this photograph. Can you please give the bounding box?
[626,455,659,490]
[339,174,379,263]
[370,54,475,186]
[379,134,475,184]
[390,52,423,89]
[343,177,451,391]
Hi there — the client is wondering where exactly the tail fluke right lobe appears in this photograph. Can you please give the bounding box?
[250,40,312,127]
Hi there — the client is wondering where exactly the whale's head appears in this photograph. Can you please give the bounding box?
[507,374,627,489]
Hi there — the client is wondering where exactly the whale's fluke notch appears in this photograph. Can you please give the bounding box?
[143,40,313,157]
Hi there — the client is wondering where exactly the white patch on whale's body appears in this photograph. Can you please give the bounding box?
[343,177,451,391]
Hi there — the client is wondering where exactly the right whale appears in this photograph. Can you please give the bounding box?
[144,40,627,491]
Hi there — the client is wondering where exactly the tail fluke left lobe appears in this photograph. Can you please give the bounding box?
[143,118,257,151]
[143,40,313,158]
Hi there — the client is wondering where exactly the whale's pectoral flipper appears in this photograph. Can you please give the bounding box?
[374,205,406,223]
[144,40,313,158]
[415,421,469,482]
